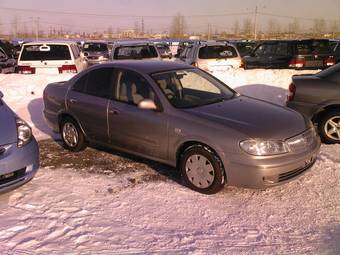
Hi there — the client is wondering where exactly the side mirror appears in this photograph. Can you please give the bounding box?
[138,99,157,111]
[0,91,4,98]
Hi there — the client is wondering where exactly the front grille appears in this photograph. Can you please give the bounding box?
[0,168,26,185]
[278,158,315,182]
[263,157,316,185]
[87,56,98,60]
[286,128,317,153]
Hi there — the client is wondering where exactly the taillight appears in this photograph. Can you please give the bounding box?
[289,58,305,68]
[240,61,245,69]
[17,65,36,74]
[58,65,77,74]
[191,62,198,67]
[324,56,335,66]
[287,82,296,101]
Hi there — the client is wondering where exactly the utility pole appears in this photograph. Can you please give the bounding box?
[141,17,145,35]
[35,17,40,41]
[208,23,211,40]
[253,6,258,40]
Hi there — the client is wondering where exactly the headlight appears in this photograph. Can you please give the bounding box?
[16,118,32,148]
[240,139,288,156]
[98,55,108,61]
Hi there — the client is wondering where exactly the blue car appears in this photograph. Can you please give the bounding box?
[0,91,39,193]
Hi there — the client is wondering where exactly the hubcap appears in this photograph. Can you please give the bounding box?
[185,154,215,188]
[324,116,340,141]
[62,122,79,147]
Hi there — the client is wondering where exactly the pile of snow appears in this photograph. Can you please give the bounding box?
[0,69,318,140]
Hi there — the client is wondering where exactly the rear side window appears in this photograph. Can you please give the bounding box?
[199,45,238,59]
[113,45,158,59]
[85,68,114,99]
[20,44,71,61]
[272,42,289,56]
[72,68,114,99]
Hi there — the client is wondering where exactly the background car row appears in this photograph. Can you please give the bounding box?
[1,38,339,74]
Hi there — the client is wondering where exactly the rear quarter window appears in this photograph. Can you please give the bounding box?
[20,44,72,61]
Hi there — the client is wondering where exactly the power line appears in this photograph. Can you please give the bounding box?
[0,6,252,18]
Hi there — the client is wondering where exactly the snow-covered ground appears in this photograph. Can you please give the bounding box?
[0,69,339,254]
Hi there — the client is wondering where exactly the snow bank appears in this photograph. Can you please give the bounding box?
[0,69,318,140]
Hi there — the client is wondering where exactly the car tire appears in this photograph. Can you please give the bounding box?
[319,110,340,144]
[180,145,226,194]
[60,117,87,151]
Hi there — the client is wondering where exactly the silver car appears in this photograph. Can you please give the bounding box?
[0,91,39,193]
[43,61,320,194]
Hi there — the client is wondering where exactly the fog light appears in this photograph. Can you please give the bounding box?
[25,164,34,174]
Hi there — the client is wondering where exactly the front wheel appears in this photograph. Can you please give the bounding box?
[319,110,340,144]
[180,145,226,194]
[60,117,87,151]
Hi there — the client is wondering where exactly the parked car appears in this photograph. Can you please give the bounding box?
[177,41,243,71]
[0,46,16,74]
[43,61,320,194]
[0,91,39,193]
[155,42,173,59]
[229,40,258,57]
[17,41,87,74]
[82,41,110,66]
[111,41,161,60]
[287,63,340,144]
[243,39,336,69]
[330,40,340,63]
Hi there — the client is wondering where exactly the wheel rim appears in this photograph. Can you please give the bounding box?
[185,154,215,189]
[324,116,340,141]
[62,122,79,147]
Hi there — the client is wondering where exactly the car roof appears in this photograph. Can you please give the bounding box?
[96,60,193,74]
[22,41,77,46]
[113,41,156,46]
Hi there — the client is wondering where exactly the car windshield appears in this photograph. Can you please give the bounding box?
[199,45,238,59]
[297,40,332,55]
[152,69,236,109]
[83,43,108,52]
[20,44,71,61]
[113,45,158,59]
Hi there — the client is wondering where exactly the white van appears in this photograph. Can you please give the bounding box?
[17,41,87,74]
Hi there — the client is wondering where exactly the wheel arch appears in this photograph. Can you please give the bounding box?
[313,104,340,124]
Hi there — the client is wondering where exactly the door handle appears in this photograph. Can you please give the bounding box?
[69,98,77,104]
[109,109,120,115]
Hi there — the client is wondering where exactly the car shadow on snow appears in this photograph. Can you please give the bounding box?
[28,98,60,140]
[235,84,287,106]
[39,139,182,187]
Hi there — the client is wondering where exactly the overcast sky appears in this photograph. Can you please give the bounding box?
[0,0,339,34]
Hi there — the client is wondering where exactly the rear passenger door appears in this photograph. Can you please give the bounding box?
[108,69,168,160]
[67,67,115,142]
[270,42,291,68]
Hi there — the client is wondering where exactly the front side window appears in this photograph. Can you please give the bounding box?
[20,44,71,61]
[115,70,157,105]
[153,69,235,108]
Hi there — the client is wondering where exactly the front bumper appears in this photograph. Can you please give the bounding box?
[0,139,39,193]
[223,136,321,189]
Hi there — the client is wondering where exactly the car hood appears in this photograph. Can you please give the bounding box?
[185,96,309,140]
[0,102,17,145]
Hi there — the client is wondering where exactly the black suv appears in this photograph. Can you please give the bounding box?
[243,39,335,69]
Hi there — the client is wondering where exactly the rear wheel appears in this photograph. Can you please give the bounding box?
[60,117,86,151]
[180,145,226,194]
[319,110,340,144]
